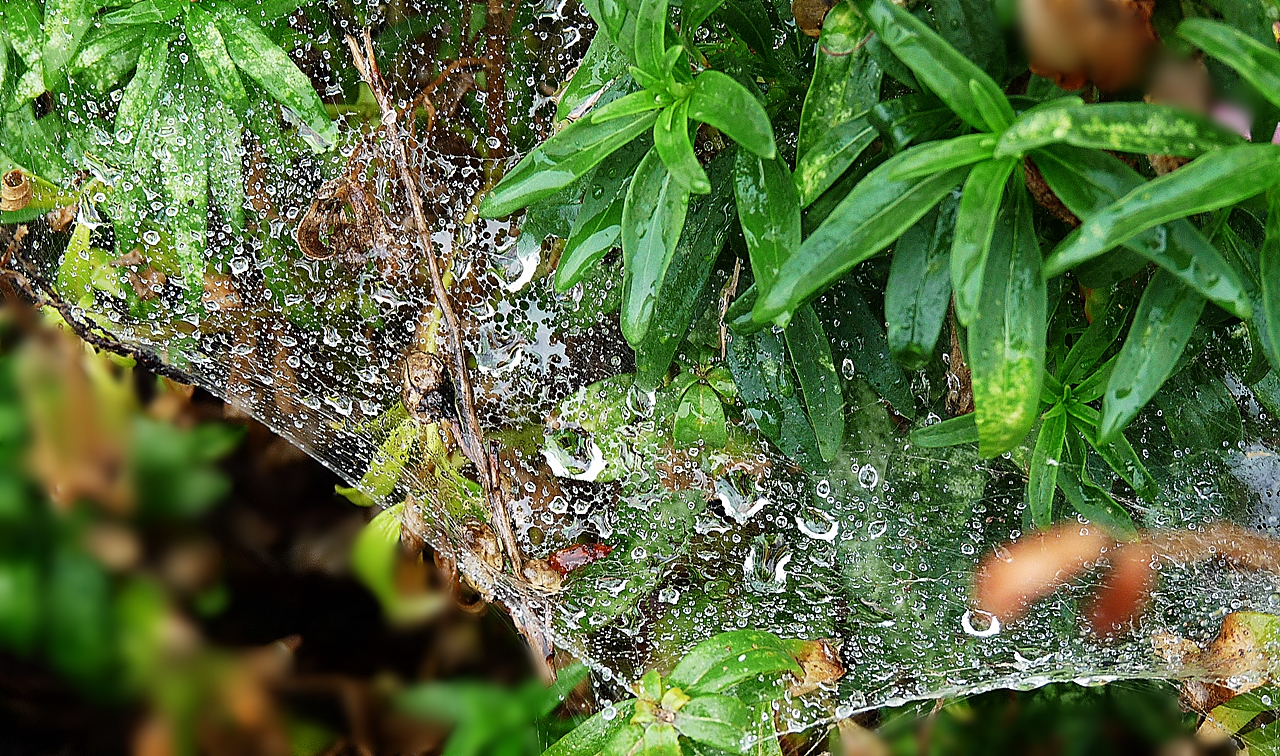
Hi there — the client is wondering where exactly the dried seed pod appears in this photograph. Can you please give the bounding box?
[522,559,563,593]
[1,170,32,212]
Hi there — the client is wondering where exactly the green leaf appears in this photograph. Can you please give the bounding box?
[2,0,45,67]
[931,0,1005,80]
[161,68,211,297]
[48,547,113,687]
[1074,354,1117,404]
[115,27,173,145]
[545,701,638,756]
[1027,408,1067,529]
[635,151,736,389]
[910,413,978,447]
[1070,406,1157,501]
[1179,19,1280,112]
[817,279,917,416]
[635,0,670,80]
[621,148,691,345]
[207,97,246,234]
[968,185,1046,457]
[683,0,728,31]
[689,70,776,158]
[1098,270,1206,444]
[995,102,1245,160]
[668,630,801,694]
[1264,189,1280,369]
[675,383,729,448]
[1153,365,1244,452]
[69,22,146,94]
[186,3,250,114]
[852,0,1012,132]
[557,138,650,292]
[559,31,629,121]
[655,100,710,193]
[1045,145,1280,280]
[1033,145,1253,318]
[734,150,800,295]
[754,155,970,326]
[104,0,182,25]
[0,556,39,655]
[886,133,997,182]
[794,116,878,208]
[885,196,955,369]
[784,304,844,461]
[42,0,98,84]
[1059,292,1130,385]
[951,157,1016,326]
[592,90,669,124]
[868,94,959,152]
[216,6,337,151]
[797,2,879,161]
[481,110,659,218]
[1057,436,1136,539]
[726,329,822,466]
[674,695,750,752]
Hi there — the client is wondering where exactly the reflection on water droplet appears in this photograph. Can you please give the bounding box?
[715,469,768,523]
[858,464,879,490]
[841,358,856,380]
[961,609,1001,638]
[744,535,790,593]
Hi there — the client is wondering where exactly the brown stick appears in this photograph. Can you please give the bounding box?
[344,31,522,571]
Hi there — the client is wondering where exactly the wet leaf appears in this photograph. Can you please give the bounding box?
[103,0,182,25]
[885,194,955,369]
[784,304,844,461]
[798,2,878,158]
[557,138,651,292]
[852,0,1012,132]
[817,279,916,416]
[793,116,877,208]
[483,110,658,218]
[669,630,801,694]
[1045,145,1280,281]
[995,102,1246,160]
[1057,436,1136,539]
[674,695,750,751]
[115,26,173,146]
[1152,365,1244,452]
[1028,407,1067,529]
[868,94,959,153]
[726,329,822,467]
[910,413,978,447]
[216,5,337,150]
[544,701,636,756]
[951,157,1016,326]
[186,2,250,114]
[42,0,96,83]
[753,154,970,326]
[1033,145,1252,318]
[622,148,691,345]
[1264,189,1280,370]
[886,133,997,182]
[1098,270,1206,444]
[69,23,146,95]
[675,384,729,448]
[1059,286,1132,384]
[1179,19,1280,112]
[734,150,800,295]
[967,183,1046,457]
[931,0,1005,80]
[559,32,629,121]
[635,0,670,80]
[3,0,46,68]
[684,0,729,31]
[655,99,710,193]
[690,70,776,159]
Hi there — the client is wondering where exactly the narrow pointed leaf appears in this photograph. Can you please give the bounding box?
[1059,286,1131,383]
[216,6,337,150]
[104,0,182,25]
[655,100,710,193]
[754,155,971,326]
[621,148,690,345]
[635,0,669,79]
[785,305,844,461]
[968,187,1046,457]
[69,23,146,94]
[1179,19,1280,112]
[1099,270,1206,444]
[42,0,96,83]
[690,70,776,158]
[852,0,1012,132]
[1070,405,1157,501]
[734,150,800,294]
[1033,145,1252,318]
[886,195,955,369]
[591,90,668,124]
[794,117,877,208]
[1261,189,1280,372]
[669,630,797,692]
[910,413,978,447]
[481,110,658,217]
[1027,409,1067,529]
[797,2,880,160]
[1058,436,1136,539]
[887,133,997,181]
[995,102,1245,160]
[683,0,728,30]
[1073,354,1117,405]
[558,31,628,121]
[186,3,250,114]
[1045,145,1280,280]
[726,329,823,467]
[951,157,1016,325]
[556,139,650,292]
[818,280,916,415]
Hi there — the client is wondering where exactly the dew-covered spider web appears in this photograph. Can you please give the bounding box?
[6,0,1280,734]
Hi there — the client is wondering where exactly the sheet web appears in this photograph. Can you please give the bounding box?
[7,0,1280,734]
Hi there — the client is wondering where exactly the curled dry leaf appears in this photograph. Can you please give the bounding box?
[203,271,243,312]
[790,638,845,695]
[402,351,457,424]
[1154,612,1280,713]
[1018,0,1157,91]
[522,558,564,593]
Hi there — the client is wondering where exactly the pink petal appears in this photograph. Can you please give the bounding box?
[1211,103,1253,141]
